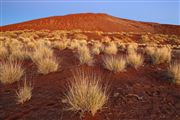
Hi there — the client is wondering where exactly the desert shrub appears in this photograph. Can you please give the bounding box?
[31,45,53,63]
[151,47,171,64]
[127,44,138,54]
[77,45,94,66]
[0,45,9,59]
[65,68,108,116]
[91,47,101,55]
[102,55,126,73]
[145,46,156,56]
[127,51,144,69]
[16,79,33,104]
[116,43,126,51]
[77,40,88,47]
[104,42,118,55]
[10,48,30,60]
[30,45,59,74]
[68,40,80,50]
[0,60,24,84]
[35,57,59,74]
[168,63,180,84]
[52,41,68,51]
[141,34,150,43]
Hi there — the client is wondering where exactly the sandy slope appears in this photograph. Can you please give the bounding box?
[1,13,180,35]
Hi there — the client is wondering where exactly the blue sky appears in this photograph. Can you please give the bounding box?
[0,0,180,26]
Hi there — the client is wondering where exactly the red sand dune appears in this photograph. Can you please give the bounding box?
[1,13,180,35]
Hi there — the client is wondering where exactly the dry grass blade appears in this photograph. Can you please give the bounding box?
[16,79,33,104]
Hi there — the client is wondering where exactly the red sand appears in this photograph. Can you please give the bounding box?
[1,13,180,35]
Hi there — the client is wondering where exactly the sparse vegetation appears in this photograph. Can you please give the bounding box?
[65,68,108,116]
[151,47,171,64]
[77,45,94,66]
[127,51,144,69]
[104,42,118,55]
[31,45,53,63]
[30,45,59,74]
[36,57,59,75]
[127,44,138,54]
[0,45,9,59]
[52,41,68,51]
[16,79,33,104]
[168,63,180,84]
[102,55,126,73]
[0,60,24,84]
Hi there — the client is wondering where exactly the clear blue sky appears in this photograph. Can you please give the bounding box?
[0,0,180,26]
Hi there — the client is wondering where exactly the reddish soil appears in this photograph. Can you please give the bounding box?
[0,49,180,120]
[1,13,180,35]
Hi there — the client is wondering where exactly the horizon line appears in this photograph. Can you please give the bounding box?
[1,0,180,3]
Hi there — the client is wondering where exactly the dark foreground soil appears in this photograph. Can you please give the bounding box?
[0,49,180,120]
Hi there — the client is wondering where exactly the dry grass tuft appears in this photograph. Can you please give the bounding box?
[102,55,126,73]
[10,48,30,60]
[65,68,108,116]
[0,60,24,84]
[31,45,59,74]
[151,47,171,64]
[0,45,9,59]
[168,63,180,84]
[36,57,59,74]
[91,47,101,55]
[127,51,144,69]
[77,45,94,66]
[104,42,118,55]
[31,45,53,63]
[127,44,138,54]
[16,79,33,104]
[52,41,68,51]
[145,46,156,56]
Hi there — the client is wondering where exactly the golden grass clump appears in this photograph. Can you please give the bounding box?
[31,45,59,74]
[102,55,126,73]
[68,40,80,50]
[10,48,30,60]
[77,45,94,66]
[16,79,33,104]
[116,43,126,51]
[127,51,144,69]
[0,45,9,59]
[31,45,53,63]
[52,41,68,51]
[168,63,180,84]
[145,46,156,56]
[65,68,108,116]
[104,42,118,55]
[0,60,24,84]
[127,44,138,54]
[36,57,59,75]
[151,47,171,64]
[91,47,100,55]
[91,41,103,55]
